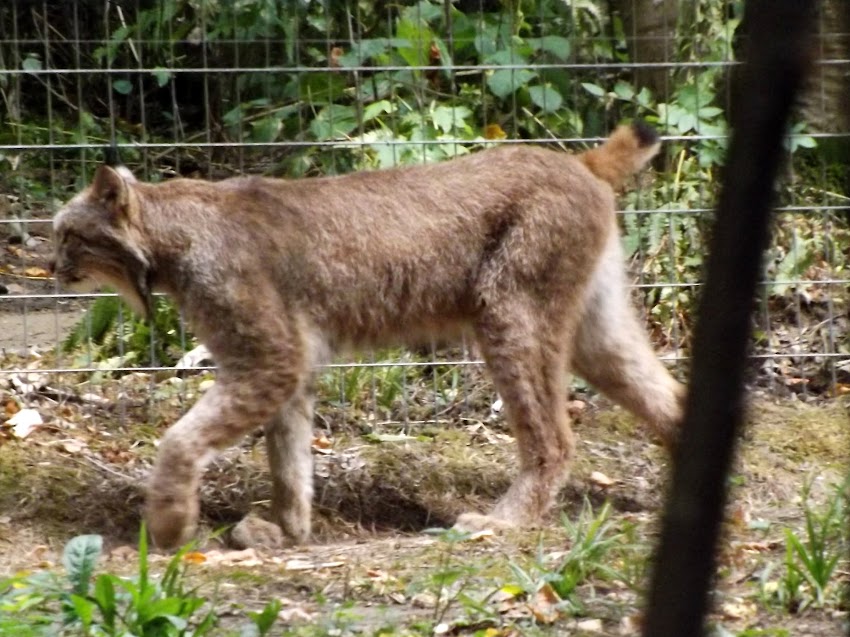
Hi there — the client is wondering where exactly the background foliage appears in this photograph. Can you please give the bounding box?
[1,0,846,399]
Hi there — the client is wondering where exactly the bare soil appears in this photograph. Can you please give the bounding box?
[1,366,848,635]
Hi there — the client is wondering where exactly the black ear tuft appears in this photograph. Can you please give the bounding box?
[103,143,122,168]
[631,121,660,148]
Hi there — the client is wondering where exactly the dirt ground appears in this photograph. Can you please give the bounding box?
[1,353,848,635]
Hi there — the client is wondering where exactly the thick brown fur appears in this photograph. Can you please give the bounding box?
[51,124,684,549]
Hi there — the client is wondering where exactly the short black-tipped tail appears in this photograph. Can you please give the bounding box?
[577,122,661,189]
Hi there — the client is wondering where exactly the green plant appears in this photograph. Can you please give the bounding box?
[411,527,493,628]
[0,525,281,636]
[63,295,189,368]
[760,481,846,612]
[506,501,637,614]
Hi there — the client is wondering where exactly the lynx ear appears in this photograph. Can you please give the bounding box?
[91,165,133,219]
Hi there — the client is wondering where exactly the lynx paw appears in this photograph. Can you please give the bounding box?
[453,511,516,534]
[230,515,285,550]
[145,492,199,549]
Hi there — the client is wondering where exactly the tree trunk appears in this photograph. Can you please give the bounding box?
[800,0,850,133]
[614,0,683,100]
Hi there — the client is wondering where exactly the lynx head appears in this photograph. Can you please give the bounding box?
[51,164,153,317]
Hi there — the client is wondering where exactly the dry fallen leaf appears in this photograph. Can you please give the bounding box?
[567,399,587,418]
[6,408,43,439]
[575,618,603,633]
[200,548,264,567]
[484,123,507,140]
[311,434,333,454]
[720,600,756,620]
[4,399,20,419]
[59,439,86,454]
[619,613,643,635]
[589,471,615,488]
[284,559,345,571]
[23,266,51,278]
[462,529,494,542]
[108,545,138,561]
[277,606,316,622]
[528,583,561,624]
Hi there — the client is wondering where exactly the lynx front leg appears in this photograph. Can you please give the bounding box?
[457,305,575,532]
[145,369,303,549]
[264,389,315,543]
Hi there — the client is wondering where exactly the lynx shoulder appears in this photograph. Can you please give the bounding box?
[52,123,682,549]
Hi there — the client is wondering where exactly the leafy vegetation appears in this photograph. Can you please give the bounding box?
[16,0,832,385]
[0,526,280,636]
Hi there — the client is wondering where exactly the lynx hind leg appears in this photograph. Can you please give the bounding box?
[572,231,685,449]
[456,303,576,533]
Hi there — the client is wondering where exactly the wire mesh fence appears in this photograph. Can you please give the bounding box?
[0,1,848,437]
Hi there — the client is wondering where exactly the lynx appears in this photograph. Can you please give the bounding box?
[51,123,684,549]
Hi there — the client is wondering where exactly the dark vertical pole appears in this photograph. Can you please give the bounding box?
[840,6,850,637]
[643,2,819,636]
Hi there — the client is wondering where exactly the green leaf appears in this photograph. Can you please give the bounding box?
[250,116,282,143]
[92,575,117,629]
[635,86,653,108]
[112,79,133,95]
[488,68,537,99]
[698,106,723,119]
[613,80,635,101]
[63,534,103,597]
[404,1,443,24]
[484,49,530,67]
[528,84,563,113]
[338,38,392,67]
[310,104,358,141]
[363,99,395,122]
[676,84,715,111]
[248,599,282,636]
[298,72,347,104]
[151,67,172,87]
[431,105,471,133]
[396,17,434,68]
[68,594,95,629]
[526,35,571,61]
[474,24,499,57]
[21,55,41,72]
[581,82,606,97]
[676,112,697,134]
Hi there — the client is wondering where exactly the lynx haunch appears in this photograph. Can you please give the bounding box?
[51,123,684,549]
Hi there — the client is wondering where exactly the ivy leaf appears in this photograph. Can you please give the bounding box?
[528,84,563,113]
[310,104,358,141]
[363,99,395,123]
[112,79,133,95]
[151,67,172,87]
[251,116,282,143]
[613,81,635,101]
[488,67,537,99]
[581,82,606,97]
[21,55,42,72]
[526,35,571,61]
[338,38,392,68]
[396,18,434,69]
[431,105,472,133]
